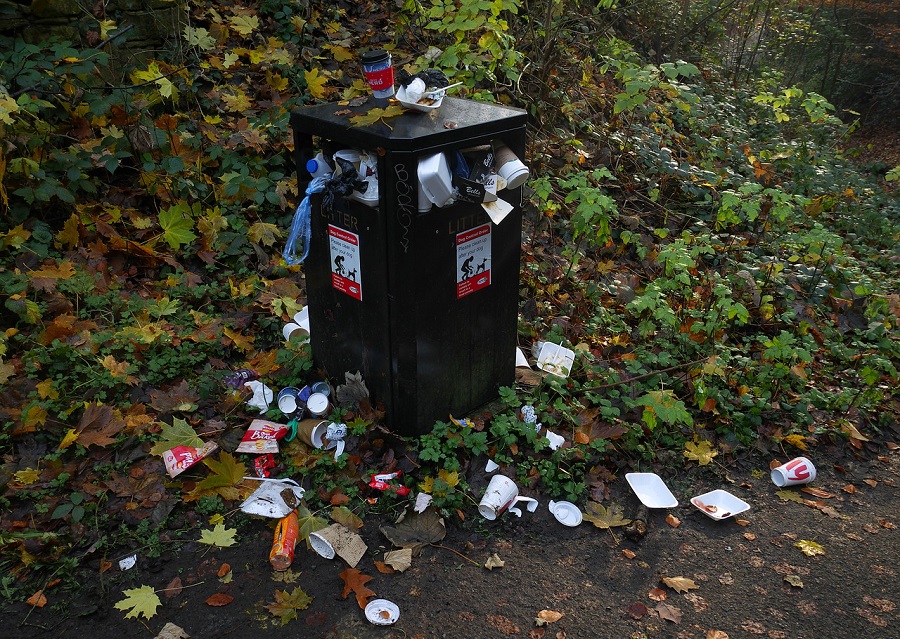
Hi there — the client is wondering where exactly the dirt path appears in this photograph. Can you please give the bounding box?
[8,447,897,639]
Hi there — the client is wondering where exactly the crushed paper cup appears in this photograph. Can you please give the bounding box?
[162,441,218,478]
[365,598,400,625]
[309,523,368,567]
[244,379,275,411]
[240,478,305,518]
[545,430,565,450]
[413,493,433,513]
[235,419,290,454]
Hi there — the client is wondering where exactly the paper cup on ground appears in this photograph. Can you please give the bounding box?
[282,322,309,341]
[296,419,328,448]
[309,523,367,567]
[771,456,816,487]
[361,50,394,98]
[478,475,538,520]
[293,307,311,334]
[307,392,331,417]
[277,387,302,415]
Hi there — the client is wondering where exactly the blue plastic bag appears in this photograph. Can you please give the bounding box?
[283,175,328,265]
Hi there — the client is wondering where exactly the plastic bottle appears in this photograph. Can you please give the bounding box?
[306,152,332,179]
[269,510,300,571]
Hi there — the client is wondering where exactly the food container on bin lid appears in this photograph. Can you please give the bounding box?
[417,152,454,207]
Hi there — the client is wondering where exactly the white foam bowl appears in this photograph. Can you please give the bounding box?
[396,85,443,112]
[625,472,679,508]
[691,489,750,520]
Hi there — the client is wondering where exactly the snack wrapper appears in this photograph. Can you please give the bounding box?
[235,419,290,454]
[162,441,218,478]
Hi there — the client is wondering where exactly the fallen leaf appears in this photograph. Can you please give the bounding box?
[374,561,395,574]
[331,506,364,530]
[801,486,834,499]
[114,585,161,620]
[582,502,631,529]
[150,417,204,456]
[880,520,895,529]
[863,523,880,534]
[161,577,183,599]
[626,602,648,619]
[863,479,877,488]
[706,631,729,639]
[842,484,856,494]
[271,569,300,584]
[648,587,667,601]
[662,576,699,594]
[784,575,803,588]
[666,514,681,528]
[205,592,233,606]
[265,587,313,625]
[782,433,807,450]
[380,508,446,550]
[536,609,564,624]
[26,590,47,607]
[718,573,734,585]
[795,540,825,557]
[683,439,718,465]
[154,622,190,639]
[654,601,682,623]
[621,549,636,559]
[484,553,505,570]
[217,563,231,578]
[735,519,751,527]
[339,568,375,609]
[775,490,804,503]
[384,548,412,572]
[744,532,757,541]
[198,523,238,548]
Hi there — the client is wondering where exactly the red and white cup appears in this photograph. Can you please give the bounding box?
[478,475,538,520]
[771,456,817,487]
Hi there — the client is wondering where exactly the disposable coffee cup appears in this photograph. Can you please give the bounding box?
[311,381,331,397]
[361,50,395,99]
[282,322,309,341]
[309,523,368,567]
[296,419,328,448]
[478,475,538,520]
[771,456,817,487]
[492,141,529,190]
[307,392,331,417]
[277,387,302,415]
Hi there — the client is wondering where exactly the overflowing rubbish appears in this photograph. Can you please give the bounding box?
[269,510,300,571]
[283,175,328,265]
[770,456,816,487]
[534,342,576,377]
[413,493,433,513]
[548,500,583,527]
[277,387,303,415]
[478,475,538,520]
[369,471,411,496]
[625,472,679,508]
[243,379,275,411]
[361,49,395,99]
[691,490,750,520]
[240,478,305,519]
[223,368,258,388]
[254,453,275,478]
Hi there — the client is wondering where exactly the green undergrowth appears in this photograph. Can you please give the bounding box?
[0,0,898,607]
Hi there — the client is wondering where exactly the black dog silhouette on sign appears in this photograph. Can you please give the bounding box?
[475,258,488,274]
[347,268,357,282]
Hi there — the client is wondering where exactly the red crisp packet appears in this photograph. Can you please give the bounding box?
[254,453,275,478]
[162,441,218,478]
[369,470,411,496]
[235,419,290,454]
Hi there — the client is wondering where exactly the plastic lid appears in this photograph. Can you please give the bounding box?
[365,599,400,625]
[361,50,389,64]
[306,158,320,172]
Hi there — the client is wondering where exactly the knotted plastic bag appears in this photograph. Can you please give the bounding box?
[283,175,328,265]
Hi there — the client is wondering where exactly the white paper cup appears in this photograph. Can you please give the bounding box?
[282,322,309,341]
[478,475,537,520]
[493,142,529,189]
[771,456,817,486]
[277,387,301,414]
[307,392,331,417]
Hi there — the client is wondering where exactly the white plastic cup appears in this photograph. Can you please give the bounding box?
[771,456,817,487]
[492,141,529,190]
[478,475,538,520]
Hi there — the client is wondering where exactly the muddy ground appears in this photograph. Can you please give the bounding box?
[6,442,897,639]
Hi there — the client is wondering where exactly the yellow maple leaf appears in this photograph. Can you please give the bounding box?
[783,433,807,451]
[327,45,354,62]
[223,326,254,352]
[229,14,260,36]
[58,428,79,450]
[266,71,289,92]
[100,355,131,378]
[683,439,718,466]
[229,276,257,299]
[13,468,40,485]
[795,539,825,557]
[221,89,252,113]
[248,222,281,247]
[437,469,460,488]
[305,68,328,99]
[223,52,240,69]
[22,404,48,431]
[37,379,58,399]
[57,214,81,248]
[418,476,435,493]
[30,260,77,281]
[0,360,15,384]
[98,19,117,40]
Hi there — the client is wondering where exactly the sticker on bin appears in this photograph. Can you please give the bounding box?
[456,224,491,299]
[329,224,362,301]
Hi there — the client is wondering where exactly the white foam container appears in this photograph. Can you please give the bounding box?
[625,472,679,508]
[418,153,454,207]
[691,489,750,520]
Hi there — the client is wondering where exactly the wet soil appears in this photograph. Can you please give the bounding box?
[6,447,897,639]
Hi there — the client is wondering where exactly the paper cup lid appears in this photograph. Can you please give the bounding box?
[365,599,400,625]
[307,392,329,414]
[548,500,583,527]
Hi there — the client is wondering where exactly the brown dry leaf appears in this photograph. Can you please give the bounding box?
[784,575,804,588]
[648,587,667,601]
[205,592,234,606]
[162,577,183,599]
[662,576,699,594]
[743,532,758,541]
[842,484,856,494]
[374,561,395,574]
[886,442,898,450]
[735,519,751,527]
[217,563,231,578]
[339,568,376,609]
[529,628,546,639]
[149,380,201,413]
[863,479,878,488]
[801,487,834,499]
[536,609,564,624]
[707,631,730,639]
[863,523,880,534]
[77,401,126,447]
[666,514,681,528]
[741,621,766,634]
[654,601,682,623]
[621,549,636,559]
[487,614,520,634]
[879,519,894,529]
[718,573,734,585]
[384,548,412,572]
[26,590,47,607]
[626,602,648,619]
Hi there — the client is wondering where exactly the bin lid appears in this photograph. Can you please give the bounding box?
[291,97,526,153]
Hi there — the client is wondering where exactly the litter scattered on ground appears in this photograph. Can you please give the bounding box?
[364,598,400,625]
[240,478,305,518]
[770,456,817,486]
[691,489,751,520]
[626,472,679,508]
[548,500,583,527]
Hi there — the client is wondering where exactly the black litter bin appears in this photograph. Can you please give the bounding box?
[290,97,527,436]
